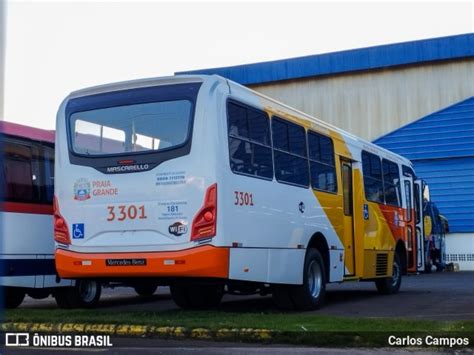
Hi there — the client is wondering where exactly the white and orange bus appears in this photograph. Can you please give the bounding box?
[0,121,101,308]
[54,75,428,310]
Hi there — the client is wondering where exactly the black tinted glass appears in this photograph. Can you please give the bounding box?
[274,151,309,186]
[228,102,249,138]
[288,124,306,156]
[272,119,289,151]
[248,109,271,145]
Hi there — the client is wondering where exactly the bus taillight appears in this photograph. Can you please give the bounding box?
[191,183,217,241]
[54,196,71,245]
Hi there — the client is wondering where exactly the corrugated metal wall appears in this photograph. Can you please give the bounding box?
[375,97,474,233]
[178,34,474,142]
[179,34,474,86]
[250,60,474,141]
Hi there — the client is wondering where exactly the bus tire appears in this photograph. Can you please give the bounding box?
[3,287,26,309]
[375,253,402,295]
[54,280,101,308]
[170,284,223,310]
[289,248,326,311]
[134,284,158,297]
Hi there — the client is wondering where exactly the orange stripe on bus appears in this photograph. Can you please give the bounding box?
[379,204,404,242]
[55,245,229,279]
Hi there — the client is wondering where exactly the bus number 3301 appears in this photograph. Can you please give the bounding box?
[107,205,147,221]
[234,191,254,206]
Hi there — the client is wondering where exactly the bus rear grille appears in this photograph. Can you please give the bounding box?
[376,253,388,276]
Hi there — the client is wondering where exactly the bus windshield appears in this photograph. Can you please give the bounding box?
[70,99,192,156]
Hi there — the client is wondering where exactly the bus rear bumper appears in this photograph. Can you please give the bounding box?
[55,245,229,279]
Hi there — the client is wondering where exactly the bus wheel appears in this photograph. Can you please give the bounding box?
[134,284,158,297]
[375,253,402,295]
[54,280,102,308]
[170,283,223,310]
[289,248,326,311]
[3,287,26,309]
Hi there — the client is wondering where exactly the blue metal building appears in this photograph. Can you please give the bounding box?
[374,97,474,234]
[177,33,474,86]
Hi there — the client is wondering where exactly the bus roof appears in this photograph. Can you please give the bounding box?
[0,121,55,144]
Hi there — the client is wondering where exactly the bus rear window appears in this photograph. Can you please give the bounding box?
[70,100,192,156]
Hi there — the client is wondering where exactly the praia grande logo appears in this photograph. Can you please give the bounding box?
[74,178,91,201]
[168,221,188,236]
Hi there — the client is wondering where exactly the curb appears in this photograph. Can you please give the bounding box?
[3,323,473,348]
[0,322,275,342]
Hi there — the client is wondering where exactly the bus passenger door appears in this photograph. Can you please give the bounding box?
[341,160,355,276]
[403,176,417,273]
[414,179,426,272]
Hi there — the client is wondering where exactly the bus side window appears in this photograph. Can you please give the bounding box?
[382,159,402,207]
[362,151,384,203]
[414,183,421,224]
[307,131,337,193]
[2,139,36,203]
[42,145,55,204]
[272,117,309,187]
[227,101,273,180]
[404,180,412,221]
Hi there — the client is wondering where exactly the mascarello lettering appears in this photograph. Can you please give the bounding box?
[106,164,150,173]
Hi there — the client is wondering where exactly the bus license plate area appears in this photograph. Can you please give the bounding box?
[105,258,147,266]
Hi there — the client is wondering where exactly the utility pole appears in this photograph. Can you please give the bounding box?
[0,0,5,120]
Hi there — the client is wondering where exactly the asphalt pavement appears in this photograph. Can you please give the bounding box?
[19,271,474,320]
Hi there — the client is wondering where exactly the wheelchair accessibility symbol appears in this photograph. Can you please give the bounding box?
[72,224,84,239]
